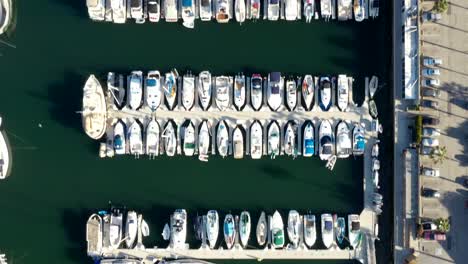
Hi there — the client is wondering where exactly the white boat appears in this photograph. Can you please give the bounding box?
[141,218,150,236]
[181,0,196,28]
[372,158,380,171]
[125,211,138,248]
[182,72,195,110]
[267,72,283,111]
[271,211,285,249]
[163,121,177,157]
[109,210,123,249]
[321,0,332,20]
[319,76,332,111]
[250,74,263,111]
[336,120,352,158]
[338,0,353,20]
[267,121,280,159]
[128,120,144,156]
[86,214,103,256]
[216,0,231,23]
[147,0,161,22]
[0,119,10,179]
[321,213,333,249]
[216,120,229,158]
[113,120,126,155]
[369,0,379,18]
[319,119,334,161]
[199,0,213,21]
[267,0,280,20]
[285,78,297,111]
[372,142,379,157]
[110,0,127,23]
[87,0,106,21]
[224,214,236,249]
[352,123,365,155]
[337,74,349,111]
[250,0,261,19]
[369,100,378,119]
[256,212,267,246]
[303,214,316,248]
[146,119,160,157]
[82,75,107,140]
[284,121,297,157]
[165,0,178,22]
[198,120,211,161]
[303,0,315,23]
[235,0,246,23]
[128,71,143,110]
[162,223,170,240]
[285,0,299,21]
[287,210,300,248]
[250,121,263,159]
[369,75,378,98]
[348,214,361,248]
[215,76,231,111]
[183,121,196,156]
[164,69,179,110]
[145,71,162,111]
[234,74,246,110]
[303,121,315,157]
[233,125,244,159]
[130,0,145,23]
[198,71,212,110]
[170,209,187,249]
[302,75,314,110]
[354,0,366,22]
[206,210,219,249]
[109,73,125,109]
[239,211,251,247]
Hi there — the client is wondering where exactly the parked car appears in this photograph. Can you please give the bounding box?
[423,78,440,87]
[422,138,440,147]
[423,57,443,66]
[422,87,441,98]
[421,146,436,155]
[422,68,440,77]
[421,11,442,22]
[422,116,440,126]
[421,167,440,177]
[423,127,441,137]
[423,231,446,241]
[421,222,437,231]
[421,99,439,109]
[422,187,441,198]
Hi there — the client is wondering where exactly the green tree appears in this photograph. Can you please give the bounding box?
[430,146,447,164]
[435,218,450,233]
[434,0,449,13]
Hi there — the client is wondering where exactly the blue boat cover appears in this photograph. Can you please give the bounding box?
[182,0,192,7]
[224,222,234,235]
[357,136,365,149]
[114,135,123,149]
[305,139,315,154]
[146,79,157,86]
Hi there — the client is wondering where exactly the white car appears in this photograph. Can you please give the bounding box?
[422,138,439,147]
[423,58,443,66]
[423,78,440,87]
[421,167,440,177]
[423,127,440,137]
[422,68,440,77]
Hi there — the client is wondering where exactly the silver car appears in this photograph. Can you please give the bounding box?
[423,78,440,87]
[422,138,440,147]
[422,68,440,77]
[421,167,440,177]
[421,87,441,98]
[423,127,441,137]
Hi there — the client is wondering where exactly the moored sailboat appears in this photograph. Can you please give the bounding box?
[170,209,187,249]
[206,210,219,249]
[163,120,177,157]
[164,69,179,110]
[303,121,315,157]
[287,210,300,248]
[256,211,267,247]
[108,72,125,109]
[198,71,212,110]
[146,119,160,157]
[182,72,195,110]
[235,0,246,23]
[216,120,229,158]
[234,74,246,110]
[284,121,298,157]
[215,76,231,111]
[337,74,349,111]
[267,121,281,159]
[302,75,314,110]
[198,120,211,161]
[125,211,138,248]
[250,121,263,159]
[233,125,245,159]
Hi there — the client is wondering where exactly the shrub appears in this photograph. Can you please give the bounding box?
[434,0,449,13]
[415,116,422,145]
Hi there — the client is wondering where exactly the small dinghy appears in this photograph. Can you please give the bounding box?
[369,75,379,98]
[232,125,245,159]
[183,121,196,156]
[216,120,229,158]
[373,170,379,189]
[198,71,212,110]
[268,121,281,159]
[234,74,246,110]
[303,213,316,248]
[182,72,195,110]
[369,100,378,119]
[145,71,162,111]
[224,214,236,249]
[302,75,314,110]
[162,223,171,240]
[239,211,251,248]
[256,211,267,247]
[141,219,150,237]
[287,210,300,248]
[285,78,297,111]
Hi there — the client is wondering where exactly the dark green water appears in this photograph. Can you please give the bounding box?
[0,1,393,263]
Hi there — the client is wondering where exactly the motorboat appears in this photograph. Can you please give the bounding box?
[303,0,315,23]
[369,100,378,119]
[182,72,195,110]
[267,121,280,159]
[270,211,285,249]
[319,76,332,111]
[125,211,138,248]
[235,0,246,23]
[321,0,332,20]
[256,212,267,247]
[0,119,10,179]
[145,71,162,111]
[303,213,316,248]
[130,0,145,23]
[337,74,349,111]
[215,76,231,111]
[287,210,300,248]
[250,0,261,19]
[232,125,244,159]
[198,120,211,161]
[216,0,231,23]
[110,0,127,23]
[113,120,126,155]
[108,72,125,109]
[302,75,314,110]
[348,214,361,248]
[128,71,143,110]
[352,123,365,155]
[267,0,280,21]
[319,119,334,161]
[285,0,299,21]
[164,0,178,22]
[206,210,219,249]
[181,0,196,29]
[86,214,103,256]
[87,0,106,21]
[163,120,177,157]
[303,121,315,157]
[82,75,107,140]
[372,142,379,157]
[170,209,187,249]
[285,78,297,111]
[354,0,366,22]
[335,216,346,245]
[198,71,212,110]
[239,211,251,248]
[267,72,283,111]
[128,120,144,156]
[321,214,333,249]
[164,69,179,110]
[335,120,352,158]
[183,121,196,156]
[373,170,379,189]
[284,121,297,157]
[369,75,379,98]
[199,0,213,21]
[234,74,246,110]
[224,214,236,249]
[146,119,160,157]
[216,120,229,158]
[372,158,380,171]
[162,223,170,241]
[369,0,379,18]
[250,121,263,159]
[250,74,263,111]
[109,209,123,249]
[147,0,161,22]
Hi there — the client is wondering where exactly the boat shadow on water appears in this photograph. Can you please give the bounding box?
[52,0,89,18]
[61,208,95,263]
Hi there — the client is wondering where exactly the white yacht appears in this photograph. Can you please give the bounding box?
[146,119,160,157]
[216,120,229,158]
[336,120,352,158]
[267,0,280,21]
[239,211,251,248]
[216,0,231,23]
[87,0,106,21]
[198,120,211,161]
[215,76,231,111]
[182,72,195,110]
[199,0,213,21]
[165,0,179,22]
[108,72,125,109]
[271,211,285,249]
[164,69,179,110]
[348,214,361,248]
[125,211,138,248]
[321,214,334,249]
[285,78,297,111]
[183,121,196,156]
[181,0,196,29]
[130,0,145,23]
[224,214,236,249]
[303,213,316,248]
[145,71,162,111]
[250,121,263,159]
[110,0,127,23]
[250,0,261,19]
[267,72,283,111]
[352,123,365,155]
[354,0,366,22]
[109,210,123,249]
[303,121,315,157]
[319,76,332,111]
[256,212,267,247]
[250,74,263,111]
[170,209,187,249]
[337,74,349,111]
[267,121,280,159]
[128,120,144,156]
[163,121,177,157]
[319,119,334,161]
[303,0,315,23]
[198,71,212,110]
[235,0,246,23]
[287,210,300,248]
[321,0,332,20]
[113,120,126,155]
[234,74,246,110]
[82,75,107,140]
[206,210,219,249]
[285,0,299,21]
[147,0,161,22]
[0,118,11,179]
[233,125,244,159]
[302,75,314,110]
[128,71,143,110]
[284,121,297,157]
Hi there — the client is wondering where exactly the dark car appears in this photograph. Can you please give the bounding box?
[422,187,441,198]
[463,176,468,188]
[422,87,441,98]
[422,116,440,126]
[421,99,439,109]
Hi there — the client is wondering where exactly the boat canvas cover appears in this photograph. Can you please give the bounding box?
[182,0,193,7]
[271,84,279,94]
[273,230,284,246]
[146,79,157,87]
[202,0,211,6]
[305,139,314,154]
[325,220,332,231]
[87,0,99,7]
[252,78,262,88]
[270,0,279,4]
[131,0,142,8]
[351,221,360,231]
[148,2,159,13]
[224,222,234,235]
[356,136,365,150]
[114,135,123,149]
[270,72,280,82]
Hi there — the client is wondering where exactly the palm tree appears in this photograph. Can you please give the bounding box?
[436,218,450,233]
[430,146,447,164]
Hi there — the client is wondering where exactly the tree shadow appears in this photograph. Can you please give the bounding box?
[445,120,467,166]
[438,81,468,111]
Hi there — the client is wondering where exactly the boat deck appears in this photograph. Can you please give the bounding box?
[87,217,101,255]
[338,0,353,21]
